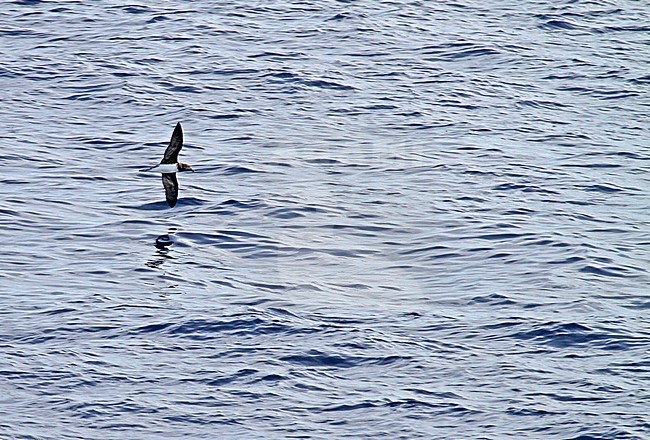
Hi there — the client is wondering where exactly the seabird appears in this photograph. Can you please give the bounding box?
[142,122,194,207]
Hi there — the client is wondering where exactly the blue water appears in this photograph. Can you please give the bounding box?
[1,1,649,438]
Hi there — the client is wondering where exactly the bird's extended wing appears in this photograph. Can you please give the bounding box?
[162,173,179,207]
[161,122,183,164]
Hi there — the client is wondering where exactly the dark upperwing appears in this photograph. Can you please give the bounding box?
[161,122,183,164]
[162,173,179,207]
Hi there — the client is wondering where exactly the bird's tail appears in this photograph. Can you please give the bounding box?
[139,164,158,172]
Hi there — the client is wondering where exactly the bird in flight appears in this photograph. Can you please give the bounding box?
[142,122,194,207]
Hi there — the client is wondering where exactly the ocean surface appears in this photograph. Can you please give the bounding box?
[1,1,648,438]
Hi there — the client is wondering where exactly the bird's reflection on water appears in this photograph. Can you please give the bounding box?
[155,233,174,250]
[146,250,171,270]
[146,228,178,270]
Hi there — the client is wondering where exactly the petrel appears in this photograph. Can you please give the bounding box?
[142,122,194,207]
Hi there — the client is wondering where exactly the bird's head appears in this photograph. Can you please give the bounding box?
[178,163,194,173]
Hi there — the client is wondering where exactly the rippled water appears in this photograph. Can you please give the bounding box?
[1,1,649,438]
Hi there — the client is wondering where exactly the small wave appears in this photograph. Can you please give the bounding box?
[130,197,204,210]
[131,316,295,340]
[221,165,265,175]
[583,184,626,193]
[539,19,585,31]
[301,79,355,90]
[219,198,267,210]
[280,349,406,368]
[579,265,632,278]
[510,321,643,349]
